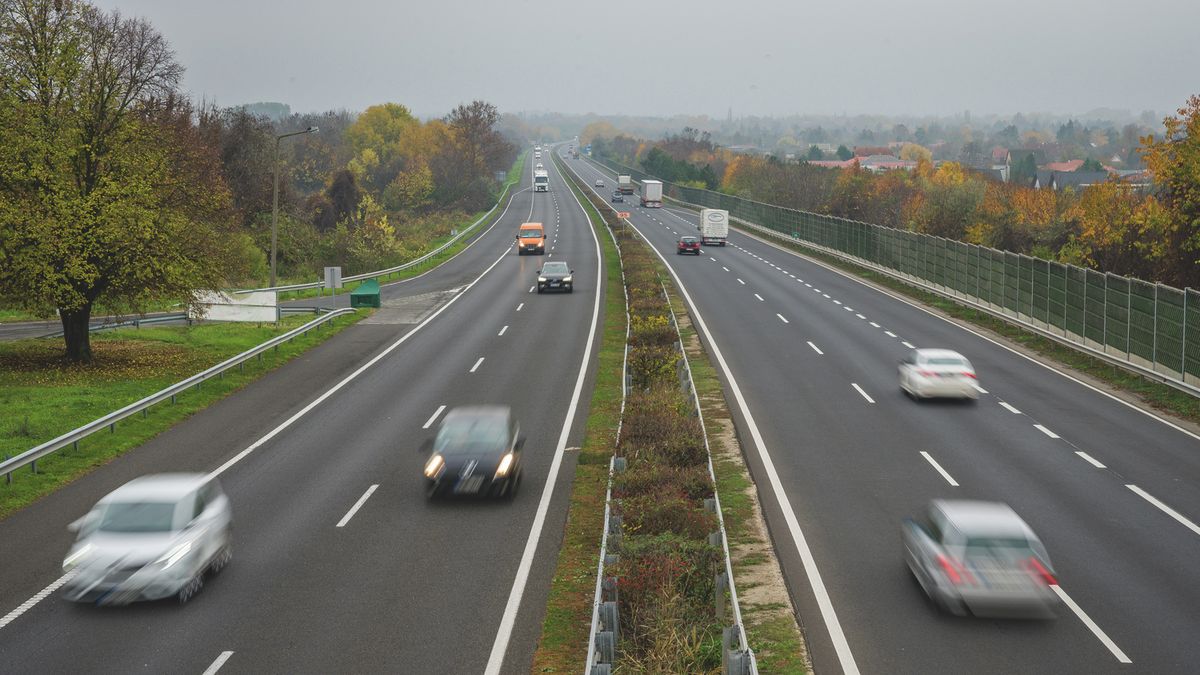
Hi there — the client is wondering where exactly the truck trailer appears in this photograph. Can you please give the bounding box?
[698,208,729,246]
[640,180,663,207]
[533,169,549,192]
[617,175,634,195]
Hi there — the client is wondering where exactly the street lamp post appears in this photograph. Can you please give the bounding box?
[271,126,319,288]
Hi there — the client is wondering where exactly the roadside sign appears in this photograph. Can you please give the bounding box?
[616,211,631,219]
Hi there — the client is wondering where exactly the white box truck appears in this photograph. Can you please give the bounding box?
[617,175,634,195]
[533,169,549,192]
[699,209,729,246]
[640,180,663,207]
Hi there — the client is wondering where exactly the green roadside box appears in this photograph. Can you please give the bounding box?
[350,279,381,308]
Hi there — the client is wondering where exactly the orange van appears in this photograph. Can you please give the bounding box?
[516,222,546,255]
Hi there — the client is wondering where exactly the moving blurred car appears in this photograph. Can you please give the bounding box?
[594,179,605,188]
[899,348,979,400]
[677,236,701,255]
[537,261,573,293]
[536,162,544,169]
[902,499,1058,618]
[611,192,624,203]
[423,406,523,499]
[62,474,232,605]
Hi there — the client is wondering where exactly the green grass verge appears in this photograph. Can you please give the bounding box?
[531,156,626,673]
[728,224,1200,425]
[0,311,365,518]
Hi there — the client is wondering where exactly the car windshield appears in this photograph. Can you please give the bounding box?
[542,262,569,274]
[681,238,697,243]
[519,229,540,238]
[925,357,966,366]
[436,417,508,455]
[98,501,177,533]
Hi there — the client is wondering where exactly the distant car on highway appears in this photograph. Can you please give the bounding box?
[611,192,624,203]
[899,348,979,401]
[903,499,1058,618]
[594,179,605,188]
[677,236,701,255]
[537,261,574,293]
[61,473,232,605]
[422,406,523,499]
[536,162,544,169]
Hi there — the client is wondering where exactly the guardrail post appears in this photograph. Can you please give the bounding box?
[31,460,36,474]
[715,572,728,621]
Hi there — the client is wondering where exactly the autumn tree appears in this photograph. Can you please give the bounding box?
[1138,94,1200,286]
[0,0,237,362]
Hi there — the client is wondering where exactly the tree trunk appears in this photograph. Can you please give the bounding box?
[60,303,94,364]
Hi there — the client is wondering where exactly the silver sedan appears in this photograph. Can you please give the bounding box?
[899,348,979,400]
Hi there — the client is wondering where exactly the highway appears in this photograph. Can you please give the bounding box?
[0,150,606,674]
[565,150,1200,674]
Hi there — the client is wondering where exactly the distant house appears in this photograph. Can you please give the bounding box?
[807,159,859,169]
[1043,159,1084,172]
[991,146,1009,164]
[853,145,892,157]
[1032,170,1112,190]
[1007,148,1047,169]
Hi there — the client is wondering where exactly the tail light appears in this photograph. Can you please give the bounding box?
[1025,557,1057,585]
[961,371,977,379]
[936,554,975,585]
[917,370,936,378]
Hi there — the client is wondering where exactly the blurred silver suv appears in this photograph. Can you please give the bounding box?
[62,473,232,605]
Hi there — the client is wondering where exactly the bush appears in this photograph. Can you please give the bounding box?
[629,313,677,348]
[613,463,712,501]
[618,493,716,539]
[628,344,676,389]
[619,388,707,467]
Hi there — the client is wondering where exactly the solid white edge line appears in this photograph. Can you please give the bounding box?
[469,357,485,373]
[1075,451,1107,469]
[851,383,876,404]
[1050,585,1132,663]
[1126,484,1200,537]
[1034,423,1060,439]
[998,401,1022,414]
[484,156,605,675]
[0,571,75,630]
[730,224,1200,443]
[201,651,235,675]
[422,404,447,429]
[336,484,379,528]
[205,188,525,483]
[807,341,824,355]
[575,168,861,673]
[777,314,789,324]
[919,451,960,487]
[498,325,508,337]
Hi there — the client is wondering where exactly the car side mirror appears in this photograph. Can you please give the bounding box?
[514,234,519,240]
[418,438,433,454]
[570,270,575,274]
[542,234,547,239]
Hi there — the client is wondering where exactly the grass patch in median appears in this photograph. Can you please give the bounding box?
[532,159,627,673]
[0,312,364,518]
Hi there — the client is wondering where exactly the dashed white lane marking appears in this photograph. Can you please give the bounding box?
[202,652,236,675]
[0,571,75,630]
[1034,424,1059,439]
[754,293,764,302]
[336,484,379,528]
[1051,585,1131,663]
[777,314,789,324]
[422,404,447,429]
[805,283,812,287]
[851,383,875,404]
[470,357,485,373]
[528,285,535,293]
[998,401,1022,414]
[516,303,524,311]
[869,322,881,328]
[901,341,915,348]
[920,451,959,487]
[710,256,716,261]
[884,331,897,338]
[833,300,842,305]
[723,266,730,271]
[807,341,823,355]
[498,325,508,337]
[1126,484,1200,537]
[789,273,796,278]
[737,278,746,285]
[1076,452,1107,468]
[844,307,854,312]
[973,383,989,394]
[823,294,831,299]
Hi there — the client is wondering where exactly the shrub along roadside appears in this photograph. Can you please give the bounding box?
[0,312,364,518]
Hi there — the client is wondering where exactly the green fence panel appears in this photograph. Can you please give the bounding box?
[1017,256,1033,317]
[1064,266,1087,337]
[1047,262,1067,332]
[1003,251,1020,313]
[1155,286,1185,374]
[1105,274,1131,354]
[1128,279,1157,363]
[987,249,1004,307]
[1186,289,1200,379]
[1083,269,1107,344]
[1031,258,1050,324]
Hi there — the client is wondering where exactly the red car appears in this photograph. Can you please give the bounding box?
[677,236,701,255]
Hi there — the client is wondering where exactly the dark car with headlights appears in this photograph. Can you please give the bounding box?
[422,406,523,499]
[537,261,573,293]
[611,191,624,203]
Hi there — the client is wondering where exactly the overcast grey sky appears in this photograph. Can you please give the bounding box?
[95,0,1198,118]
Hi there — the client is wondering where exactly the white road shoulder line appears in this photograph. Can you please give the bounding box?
[1034,424,1059,439]
[1127,484,1200,537]
[470,357,485,373]
[998,401,1022,414]
[851,383,875,404]
[422,404,447,429]
[202,651,235,675]
[807,341,823,355]
[1075,451,1107,468]
[1051,585,1131,663]
[919,451,959,487]
[336,484,379,528]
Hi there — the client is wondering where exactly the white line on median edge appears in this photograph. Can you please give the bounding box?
[1051,585,1131,663]
[1127,484,1200,537]
[583,180,861,673]
[469,357,485,373]
[484,157,605,675]
[422,405,446,429]
[201,651,235,675]
[852,383,876,404]
[807,341,824,355]
[1075,451,1107,469]
[919,451,959,487]
[336,485,379,528]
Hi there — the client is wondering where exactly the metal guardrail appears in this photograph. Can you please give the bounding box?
[235,171,526,295]
[1,308,357,481]
[40,312,191,339]
[592,156,1200,398]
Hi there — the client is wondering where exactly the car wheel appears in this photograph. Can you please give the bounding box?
[177,573,203,604]
[210,531,232,574]
[567,287,573,293]
[536,287,543,294]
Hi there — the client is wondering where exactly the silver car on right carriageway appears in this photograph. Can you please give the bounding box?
[899,348,979,400]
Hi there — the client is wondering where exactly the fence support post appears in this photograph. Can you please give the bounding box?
[1182,290,1189,378]
[1103,274,1109,351]
[1126,280,1132,359]
[1152,285,1159,370]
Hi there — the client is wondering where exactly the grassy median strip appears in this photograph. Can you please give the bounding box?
[0,312,364,518]
[728,223,1200,425]
[532,162,627,673]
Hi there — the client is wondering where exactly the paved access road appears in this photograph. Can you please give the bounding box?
[0,150,606,674]
[566,151,1200,674]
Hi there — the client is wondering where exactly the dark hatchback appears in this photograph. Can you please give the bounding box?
[422,406,523,499]
[677,236,701,255]
[537,261,574,293]
[611,192,624,203]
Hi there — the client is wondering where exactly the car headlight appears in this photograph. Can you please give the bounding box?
[424,454,445,479]
[153,541,192,570]
[62,543,93,571]
[538,277,547,282]
[562,276,572,283]
[494,453,516,479]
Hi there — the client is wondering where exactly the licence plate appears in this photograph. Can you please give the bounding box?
[550,282,560,286]
[455,476,484,494]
